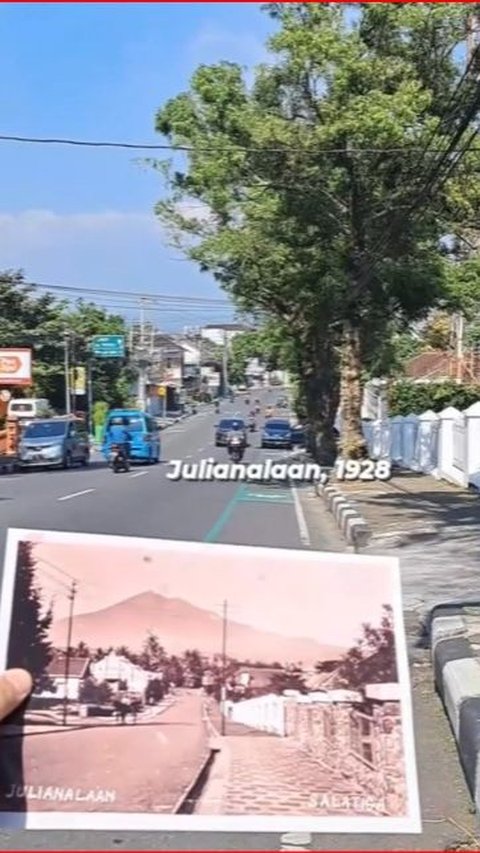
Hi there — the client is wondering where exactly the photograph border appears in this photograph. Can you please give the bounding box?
[0,527,421,834]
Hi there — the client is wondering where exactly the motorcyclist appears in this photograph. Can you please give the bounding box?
[227,419,247,449]
[106,416,130,460]
[215,400,220,414]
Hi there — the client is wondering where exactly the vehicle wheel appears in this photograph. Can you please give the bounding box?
[81,454,90,468]
[62,453,72,470]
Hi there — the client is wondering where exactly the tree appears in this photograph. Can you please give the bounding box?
[154,4,479,459]
[334,605,397,690]
[115,645,139,665]
[182,649,204,687]
[71,641,90,658]
[145,678,165,703]
[139,632,167,673]
[78,677,113,705]
[268,666,307,696]
[7,541,54,692]
[0,271,133,412]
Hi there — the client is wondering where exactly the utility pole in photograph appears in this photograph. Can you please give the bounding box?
[62,579,77,726]
[135,297,152,412]
[220,598,228,736]
[63,331,71,416]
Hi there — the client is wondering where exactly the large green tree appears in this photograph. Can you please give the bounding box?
[0,271,133,412]
[154,3,480,459]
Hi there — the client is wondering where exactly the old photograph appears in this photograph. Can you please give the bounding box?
[0,528,420,833]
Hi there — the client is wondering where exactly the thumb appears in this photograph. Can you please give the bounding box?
[0,669,32,722]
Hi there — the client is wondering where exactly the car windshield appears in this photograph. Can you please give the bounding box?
[10,403,34,412]
[109,417,143,432]
[266,421,290,431]
[219,419,244,429]
[24,421,67,439]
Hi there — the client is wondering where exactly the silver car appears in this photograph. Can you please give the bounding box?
[19,418,90,469]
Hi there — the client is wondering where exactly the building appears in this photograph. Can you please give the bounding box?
[200,323,250,347]
[90,651,153,696]
[404,349,480,384]
[41,653,91,701]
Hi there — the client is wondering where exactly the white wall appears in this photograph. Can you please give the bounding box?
[360,402,480,489]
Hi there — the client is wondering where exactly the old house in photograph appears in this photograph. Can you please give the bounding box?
[40,652,91,701]
[90,651,153,697]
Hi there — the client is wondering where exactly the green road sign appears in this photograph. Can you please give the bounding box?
[91,335,125,358]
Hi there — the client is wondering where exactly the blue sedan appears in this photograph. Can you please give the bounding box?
[261,419,293,449]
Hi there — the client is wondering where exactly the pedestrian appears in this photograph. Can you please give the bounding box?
[0,669,32,722]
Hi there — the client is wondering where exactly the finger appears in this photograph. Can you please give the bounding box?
[0,669,32,721]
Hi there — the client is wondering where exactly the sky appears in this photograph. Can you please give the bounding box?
[24,535,396,648]
[0,3,273,331]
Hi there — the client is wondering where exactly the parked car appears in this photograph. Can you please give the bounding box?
[19,417,90,469]
[261,419,293,449]
[102,409,161,464]
[8,397,53,422]
[215,417,247,447]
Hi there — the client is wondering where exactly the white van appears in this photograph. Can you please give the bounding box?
[7,398,52,420]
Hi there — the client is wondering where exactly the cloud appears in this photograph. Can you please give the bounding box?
[187,25,269,69]
[0,209,162,251]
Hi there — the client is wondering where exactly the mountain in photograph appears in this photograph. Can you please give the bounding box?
[49,590,346,665]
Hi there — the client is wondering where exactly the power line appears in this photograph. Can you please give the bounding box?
[3,132,480,156]
[28,280,231,307]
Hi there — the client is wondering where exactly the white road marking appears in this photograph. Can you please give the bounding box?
[129,471,148,479]
[290,482,311,547]
[58,488,95,502]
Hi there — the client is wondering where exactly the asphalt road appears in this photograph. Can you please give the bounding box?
[0,392,477,850]
[1,692,208,816]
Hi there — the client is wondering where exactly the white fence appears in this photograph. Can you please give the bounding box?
[225,693,287,736]
[361,402,480,490]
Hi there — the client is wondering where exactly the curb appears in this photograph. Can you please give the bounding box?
[315,479,371,549]
[431,606,480,811]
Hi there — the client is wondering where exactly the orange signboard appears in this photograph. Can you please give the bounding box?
[0,348,32,386]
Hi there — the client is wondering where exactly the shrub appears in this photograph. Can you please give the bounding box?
[388,381,480,417]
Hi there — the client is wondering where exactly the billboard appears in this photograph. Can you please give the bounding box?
[0,348,32,386]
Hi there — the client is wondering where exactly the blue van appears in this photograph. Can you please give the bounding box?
[102,409,161,464]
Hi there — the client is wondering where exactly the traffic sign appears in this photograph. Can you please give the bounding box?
[91,335,125,358]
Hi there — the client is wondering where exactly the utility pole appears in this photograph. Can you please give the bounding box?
[221,599,228,736]
[87,358,94,438]
[71,333,77,416]
[64,331,71,416]
[455,313,465,384]
[62,579,77,726]
[136,298,149,412]
[222,330,229,399]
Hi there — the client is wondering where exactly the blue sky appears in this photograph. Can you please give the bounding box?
[0,3,273,330]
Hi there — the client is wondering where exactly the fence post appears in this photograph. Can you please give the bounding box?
[465,401,480,490]
[436,406,465,486]
[402,413,419,470]
[415,410,439,474]
[390,415,405,463]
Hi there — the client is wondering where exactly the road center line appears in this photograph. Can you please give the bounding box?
[290,482,311,547]
[58,488,95,502]
[130,471,148,479]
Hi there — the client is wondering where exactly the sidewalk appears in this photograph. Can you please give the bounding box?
[198,719,371,817]
[333,471,480,616]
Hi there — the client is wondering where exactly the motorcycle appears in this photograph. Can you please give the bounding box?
[109,443,130,473]
[227,434,245,463]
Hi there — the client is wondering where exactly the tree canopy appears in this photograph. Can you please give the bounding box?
[0,270,133,413]
[154,3,480,459]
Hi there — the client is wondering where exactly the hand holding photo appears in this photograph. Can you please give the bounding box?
[0,529,420,834]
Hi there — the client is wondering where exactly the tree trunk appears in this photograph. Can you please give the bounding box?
[339,321,367,459]
[298,337,340,466]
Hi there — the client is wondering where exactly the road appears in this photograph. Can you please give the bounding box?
[0,691,207,815]
[0,392,477,850]
[0,396,342,554]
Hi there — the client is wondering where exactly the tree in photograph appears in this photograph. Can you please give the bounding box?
[164,655,184,687]
[139,632,167,673]
[334,605,397,690]
[78,677,113,705]
[145,677,165,704]
[71,641,90,658]
[7,541,54,692]
[182,649,204,687]
[115,645,140,665]
[268,666,307,696]
[154,4,480,459]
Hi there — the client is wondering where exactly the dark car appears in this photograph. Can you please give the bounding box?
[261,419,293,449]
[215,417,247,447]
